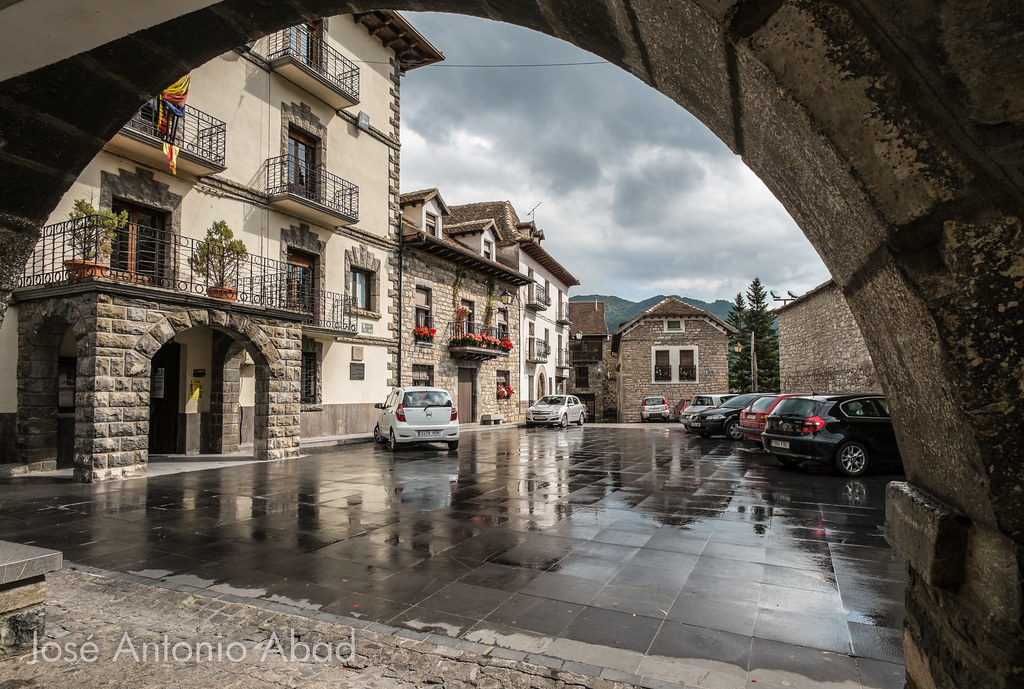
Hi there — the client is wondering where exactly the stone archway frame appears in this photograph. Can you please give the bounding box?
[16,298,90,471]
[0,3,1021,687]
[133,309,300,463]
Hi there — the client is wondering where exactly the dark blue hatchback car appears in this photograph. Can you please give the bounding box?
[761,394,902,476]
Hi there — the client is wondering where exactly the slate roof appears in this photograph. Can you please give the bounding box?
[400,188,450,215]
[446,202,522,244]
[568,301,608,335]
[444,219,493,237]
[614,296,736,335]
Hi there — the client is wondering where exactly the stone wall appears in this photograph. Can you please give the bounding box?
[777,282,879,393]
[616,317,730,423]
[401,251,522,423]
[565,336,614,421]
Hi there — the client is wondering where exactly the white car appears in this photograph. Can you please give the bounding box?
[373,386,460,451]
[526,395,587,427]
[679,394,737,431]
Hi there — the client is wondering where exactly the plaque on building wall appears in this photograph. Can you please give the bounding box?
[351,346,364,361]
[152,368,166,400]
[350,363,365,380]
[361,323,374,334]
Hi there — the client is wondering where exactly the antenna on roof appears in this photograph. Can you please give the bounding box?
[527,201,542,220]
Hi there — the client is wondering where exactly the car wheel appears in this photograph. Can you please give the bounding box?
[577,411,585,426]
[388,429,399,452]
[559,413,568,428]
[725,419,744,440]
[373,424,383,443]
[447,440,459,452]
[834,441,870,477]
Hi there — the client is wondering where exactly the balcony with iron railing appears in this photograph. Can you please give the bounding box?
[267,25,360,109]
[525,283,550,311]
[16,215,357,333]
[555,348,570,369]
[265,154,358,228]
[570,343,602,362]
[108,99,227,176]
[526,337,549,363]
[556,302,571,325]
[446,321,512,361]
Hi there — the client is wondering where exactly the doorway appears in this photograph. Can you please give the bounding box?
[149,341,181,454]
[457,368,475,423]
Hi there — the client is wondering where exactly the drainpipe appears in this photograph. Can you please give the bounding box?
[396,211,403,388]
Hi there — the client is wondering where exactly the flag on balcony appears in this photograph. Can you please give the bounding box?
[158,74,191,174]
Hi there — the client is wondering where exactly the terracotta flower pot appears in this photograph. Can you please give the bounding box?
[207,286,238,302]
[64,259,109,280]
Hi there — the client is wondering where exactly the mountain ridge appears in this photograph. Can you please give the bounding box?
[570,294,733,333]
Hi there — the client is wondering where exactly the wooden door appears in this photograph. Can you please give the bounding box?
[458,368,474,423]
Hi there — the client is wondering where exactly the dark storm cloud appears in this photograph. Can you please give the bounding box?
[399,12,831,302]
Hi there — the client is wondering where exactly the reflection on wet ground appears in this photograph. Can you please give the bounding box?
[0,426,906,688]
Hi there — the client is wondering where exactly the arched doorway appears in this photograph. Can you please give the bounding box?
[536,370,546,400]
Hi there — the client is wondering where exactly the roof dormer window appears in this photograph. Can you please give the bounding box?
[484,239,493,260]
[425,212,438,237]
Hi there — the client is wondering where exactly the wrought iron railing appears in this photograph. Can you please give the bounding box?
[556,302,571,324]
[526,283,550,308]
[16,216,357,332]
[265,154,358,222]
[679,365,697,381]
[570,344,602,362]
[654,365,673,382]
[447,321,512,350]
[267,25,360,103]
[123,99,226,167]
[527,337,549,362]
[556,348,570,368]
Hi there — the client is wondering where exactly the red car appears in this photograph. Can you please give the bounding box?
[739,393,808,442]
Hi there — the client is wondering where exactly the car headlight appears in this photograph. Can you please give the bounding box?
[708,413,725,420]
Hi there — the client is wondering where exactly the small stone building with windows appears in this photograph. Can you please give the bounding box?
[776,280,880,392]
[612,297,735,423]
[566,300,616,421]
[399,189,529,423]
[0,12,443,479]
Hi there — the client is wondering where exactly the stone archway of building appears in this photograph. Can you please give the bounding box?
[537,371,546,399]
[0,4,1022,688]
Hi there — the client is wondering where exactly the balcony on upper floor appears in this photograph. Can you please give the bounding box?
[447,321,512,361]
[267,25,360,110]
[556,302,572,325]
[570,342,603,363]
[265,154,358,228]
[525,283,550,312]
[16,215,357,334]
[526,337,549,364]
[107,99,226,176]
[555,348,571,370]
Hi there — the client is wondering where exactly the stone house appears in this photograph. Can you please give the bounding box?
[777,280,880,392]
[566,301,615,421]
[443,202,578,411]
[612,297,735,422]
[398,189,529,423]
[0,13,443,480]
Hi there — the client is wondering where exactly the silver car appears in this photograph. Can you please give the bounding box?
[373,386,460,451]
[679,393,737,431]
[526,395,587,427]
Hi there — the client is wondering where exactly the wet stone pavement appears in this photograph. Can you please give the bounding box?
[0,425,907,688]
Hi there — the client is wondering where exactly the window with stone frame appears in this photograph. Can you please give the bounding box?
[654,349,672,382]
[411,364,434,387]
[415,286,432,328]
[345,246,380,315]
[496,307,509,340]
[350,268,372,310]
[575,366,590,388]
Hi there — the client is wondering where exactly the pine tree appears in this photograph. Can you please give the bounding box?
[727,292,750,393]
[745,277,780,392]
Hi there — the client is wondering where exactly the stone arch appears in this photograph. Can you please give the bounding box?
[536,370,546,399]
[0,4,1020,687]
[15,298,90,467]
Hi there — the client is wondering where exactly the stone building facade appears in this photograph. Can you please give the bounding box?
[0,12,443,478]
[566,300,615,421]
[777,281,880,393]
[399,190,529,423]
[612,297,734,423]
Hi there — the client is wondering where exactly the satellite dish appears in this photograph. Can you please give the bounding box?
[787,290,799,299]
[770,290,782,299]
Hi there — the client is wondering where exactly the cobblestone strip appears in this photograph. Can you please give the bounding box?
[0,568,642,689]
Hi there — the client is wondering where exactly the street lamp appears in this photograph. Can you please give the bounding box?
[499,289,514,306]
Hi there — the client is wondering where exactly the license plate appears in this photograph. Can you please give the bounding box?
[772,439,790,449]
[418,430,441,438]
[690,421,701,427]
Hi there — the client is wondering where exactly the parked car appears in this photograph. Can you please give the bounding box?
[689,393,762,439]
[761,394,901,476]
[679,394,737,431]
[738,393,810,442]
[640,396,670,422]
[373,386,460,451]
[526,395,587,427]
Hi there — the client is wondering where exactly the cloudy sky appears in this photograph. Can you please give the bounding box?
[398,13,832,305]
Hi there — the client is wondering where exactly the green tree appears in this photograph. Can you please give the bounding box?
[727,278,780,393]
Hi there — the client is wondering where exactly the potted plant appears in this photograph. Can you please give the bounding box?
[64,198,127,279]
[413,325,436,342]
[190,220,247,301]
[497,385,515,400]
